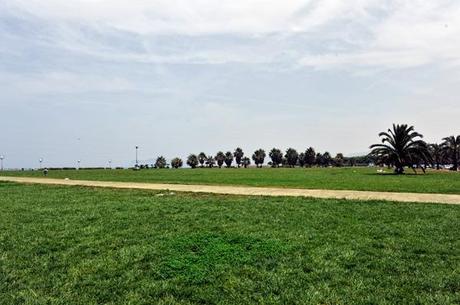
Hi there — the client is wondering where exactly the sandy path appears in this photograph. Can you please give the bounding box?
[1,176,460,205]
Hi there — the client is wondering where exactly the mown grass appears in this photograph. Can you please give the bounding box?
[1,182,459,304]
[3,167,460,194]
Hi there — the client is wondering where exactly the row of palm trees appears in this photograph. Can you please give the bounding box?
[141,124,459,174]
[146,148,349,169]
[370,124,460,174]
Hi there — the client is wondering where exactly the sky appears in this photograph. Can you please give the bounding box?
[1,0,460,168]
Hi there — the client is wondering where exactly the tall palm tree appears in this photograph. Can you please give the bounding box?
[441,135,460,171]
[285,148,299,168]
[215,151,225,168]
[186,154,199,169]
[252,149,266,168]
[233,148,244,168]
[154,156,167,169]
[305,147,316,167]
[322,152,332,167]
[171,157,183,169]
[198,152,207,168]
[224,151,233,168]
[370,124,431,174]
[269,148,283,168]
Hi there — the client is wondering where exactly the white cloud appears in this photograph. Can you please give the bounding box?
[2,0,460,70]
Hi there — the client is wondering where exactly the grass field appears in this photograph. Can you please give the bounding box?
[1,182,459,304]
[2,167,460,194]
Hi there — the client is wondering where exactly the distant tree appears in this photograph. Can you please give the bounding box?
[233,148,244,168]
[305,147,316,167]
[441,135,460,171]
[315,153,323,166]
[215,151,225,168]
[206,155,215,168]
[171,157,183,169]
[198,152,207,168]
[333,153,345,167]
[269,148,283,167]
[285,148,299,167]
[429,144,443,170]
[241,157,251,168]
[186,154,199,169]
[322,152,332,167]
[370,124,431,174]
[252,149,266,168]
[224,151,233,168]
[298,152,306,167]
[154,156,167,169]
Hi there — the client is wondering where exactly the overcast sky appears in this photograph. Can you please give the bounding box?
[1,0,460,168]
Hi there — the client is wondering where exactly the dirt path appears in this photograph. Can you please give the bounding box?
[1,176,460,205]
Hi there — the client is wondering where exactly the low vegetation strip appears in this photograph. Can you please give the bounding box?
[2,176,460,204]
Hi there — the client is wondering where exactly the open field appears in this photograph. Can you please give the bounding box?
[1,182,459,304]
[2,167,460,194]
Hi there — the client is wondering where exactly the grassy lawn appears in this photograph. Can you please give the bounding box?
[2,167,460,194]
[1,182,459,304]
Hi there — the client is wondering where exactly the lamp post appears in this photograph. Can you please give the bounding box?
[0,155,4,171]
[135,146,139,166]
[39,158,43,170]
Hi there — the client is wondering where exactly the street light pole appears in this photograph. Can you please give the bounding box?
[135,146,139,166]
[0,155,4,171]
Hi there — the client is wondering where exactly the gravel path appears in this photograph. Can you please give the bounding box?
[1,176,460,205]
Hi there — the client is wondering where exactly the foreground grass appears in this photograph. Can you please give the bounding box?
[3,167,460,194]
[1,182,459,304]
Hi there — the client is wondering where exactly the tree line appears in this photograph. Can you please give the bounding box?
[138,148,373,170]
[137,124,459,175]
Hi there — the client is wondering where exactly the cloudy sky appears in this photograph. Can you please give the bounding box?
[1,0,459,168]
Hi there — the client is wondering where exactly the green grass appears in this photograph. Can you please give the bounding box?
[3,167,460,194]
[1,182,459,304]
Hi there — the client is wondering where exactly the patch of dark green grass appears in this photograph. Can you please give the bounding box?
[3,167,460,194]
[0,182,459,304]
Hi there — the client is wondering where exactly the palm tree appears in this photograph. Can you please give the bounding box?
[252,149,266,168]
[186,154,199,169]
[154,156,167,169]
[334,153,345,167]
[241,157,251,168]
[215,151,225,168]
[429,143,443,170]
[224,151,233,168]
[285,148,299,168]
[305,147,316,167]
[269,148,283,168]
[322,152,332,167]
[370,124,431,174]
[441,135,460,171]
[233,148,244,168]
[198,152,207,168]
[171,157,183,169]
